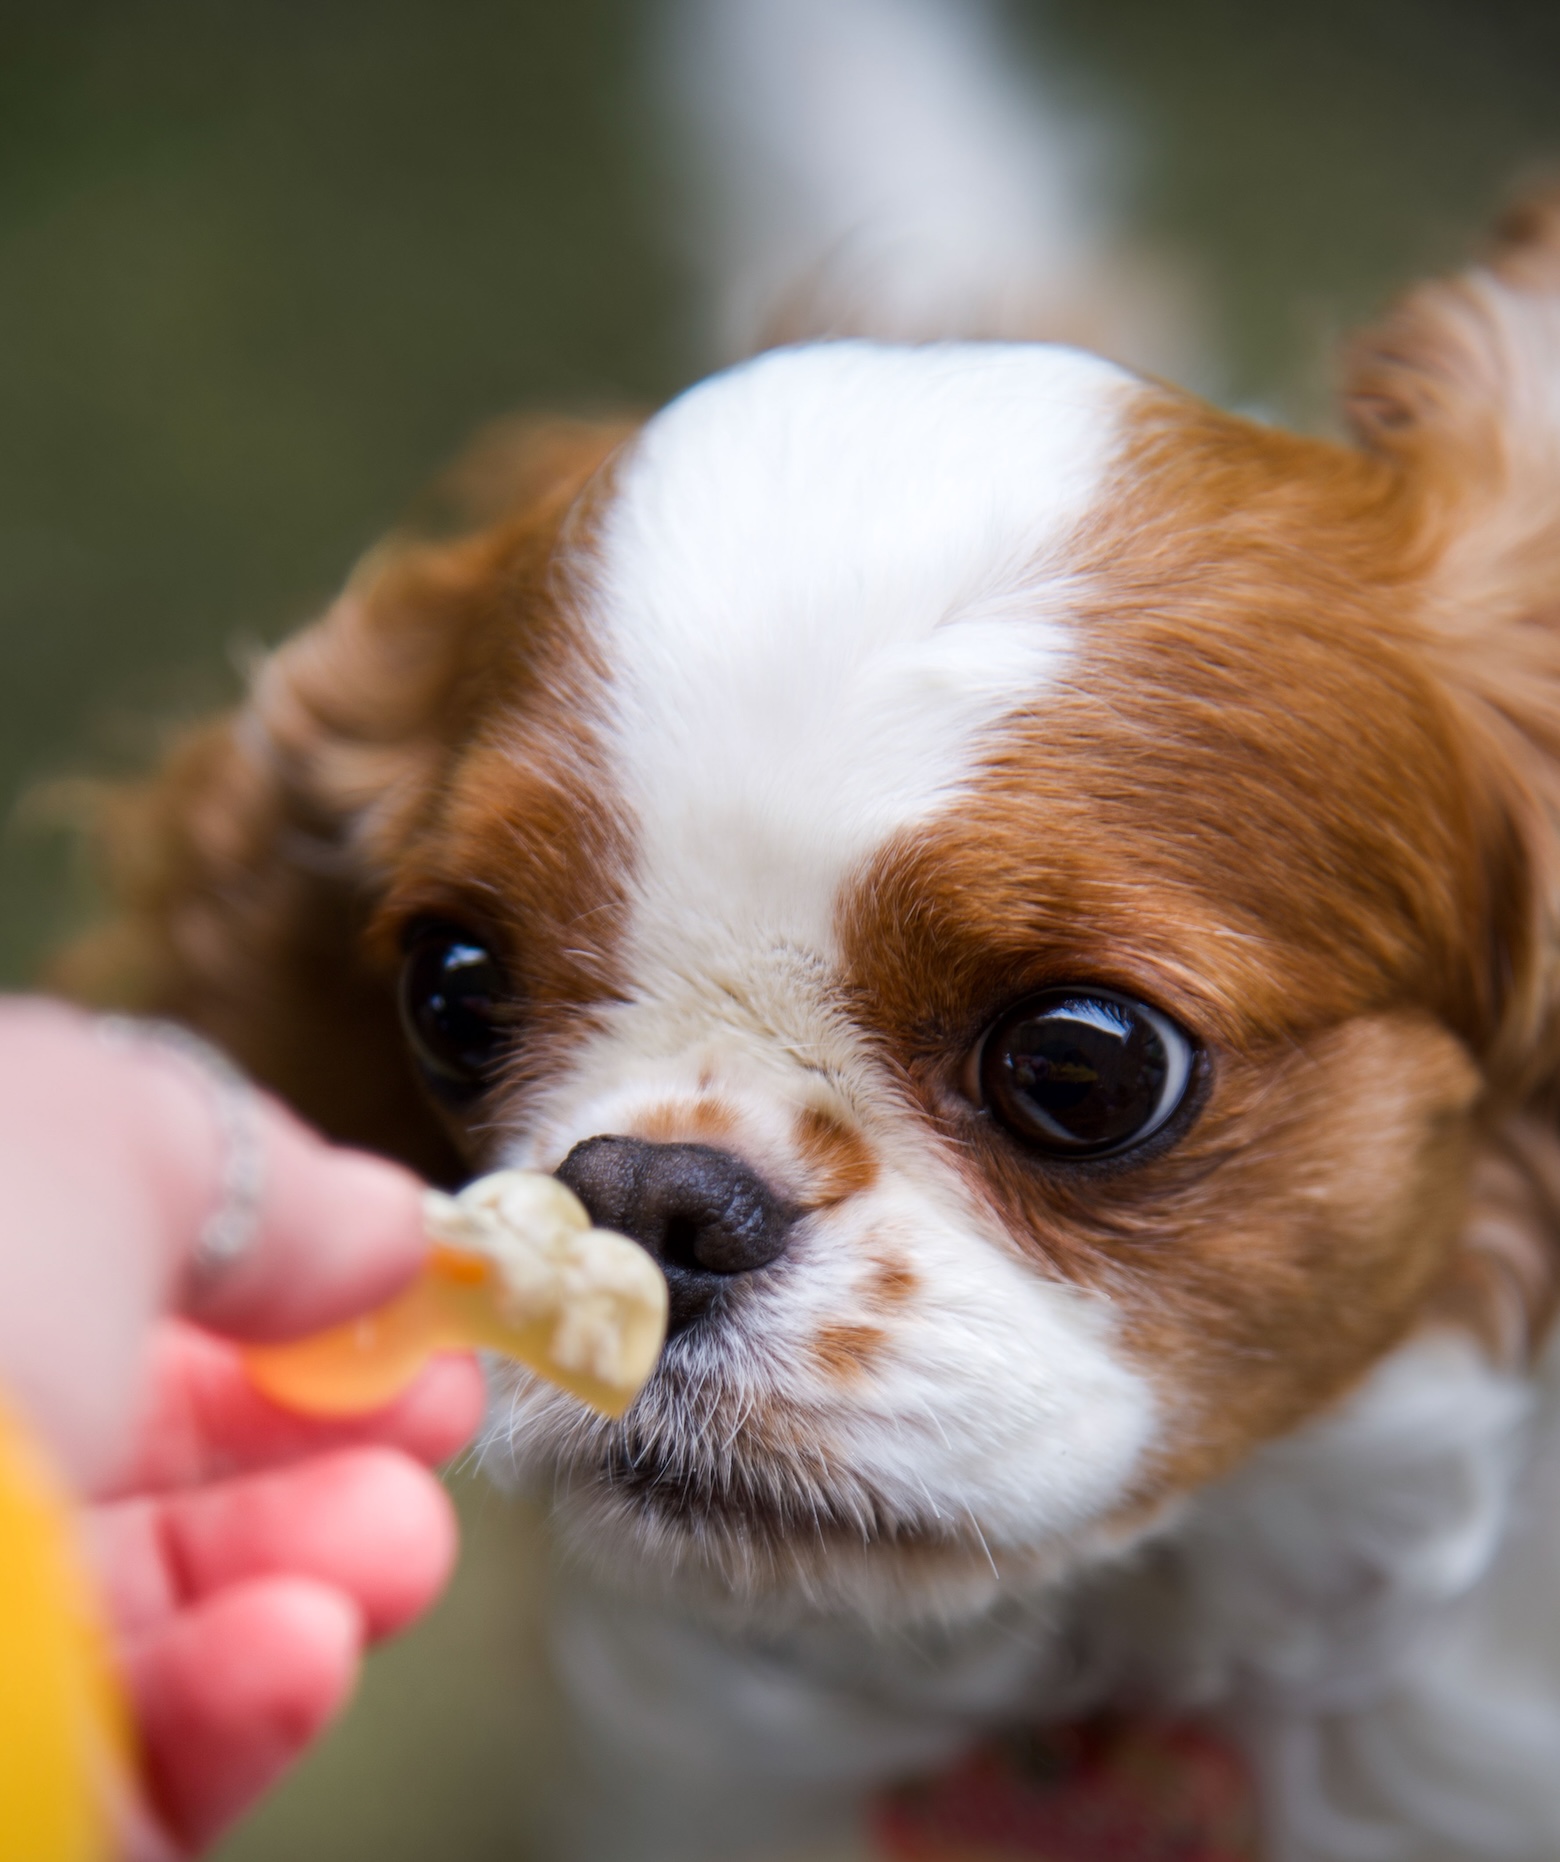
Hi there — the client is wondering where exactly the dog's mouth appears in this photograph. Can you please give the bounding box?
[492,1324,1004,1609]
[565,1337,890,1544]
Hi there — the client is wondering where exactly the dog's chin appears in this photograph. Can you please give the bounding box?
[485,1342,1094,1629]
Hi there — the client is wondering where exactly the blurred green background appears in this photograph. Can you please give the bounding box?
[0,1,1553,1856]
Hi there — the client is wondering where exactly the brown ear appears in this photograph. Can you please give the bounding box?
[1343,195,1560,1088]
[53,417,635,1181]
[1344,198,1560,1352]
[1345,189,1560,629]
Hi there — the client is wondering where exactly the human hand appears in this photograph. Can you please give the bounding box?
[90,1324,480,1857]
[0,998,485,1856]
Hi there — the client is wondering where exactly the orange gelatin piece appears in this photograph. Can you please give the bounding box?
[242,1274,450,1418]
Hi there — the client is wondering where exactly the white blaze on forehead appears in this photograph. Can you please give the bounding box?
[591,340,1133,959]
[501,346,1160,1593]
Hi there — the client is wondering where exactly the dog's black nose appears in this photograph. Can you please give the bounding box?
[555,1136,795,1334]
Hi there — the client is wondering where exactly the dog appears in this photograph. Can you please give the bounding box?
[61,3,1560,1857]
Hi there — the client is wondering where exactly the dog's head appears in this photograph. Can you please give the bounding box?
[90,202,1560,1620]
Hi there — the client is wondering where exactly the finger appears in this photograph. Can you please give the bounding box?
[112,1319,484,1494]
[0,1001,445,1489]
[164,1088,435,1342]
[91,1447,459,1642]
[6,999,438,1341]
[125,1576,362,1854]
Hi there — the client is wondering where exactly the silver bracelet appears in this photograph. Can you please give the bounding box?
[97,1014,267,1277]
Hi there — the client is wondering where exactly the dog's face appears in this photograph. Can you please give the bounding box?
[112,208,1560,1621]
[353,339,1515,1618]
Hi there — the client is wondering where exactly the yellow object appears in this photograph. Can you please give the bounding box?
[246,1171,667,1421]
[0,1398,127,1862]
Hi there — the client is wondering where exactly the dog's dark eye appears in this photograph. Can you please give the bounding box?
[399,924,508,1099]
[978,989,1193,1158]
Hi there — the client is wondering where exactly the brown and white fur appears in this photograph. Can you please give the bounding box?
[60,3,1560,1857]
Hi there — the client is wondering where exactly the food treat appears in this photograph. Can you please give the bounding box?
[244,1170,668,1420]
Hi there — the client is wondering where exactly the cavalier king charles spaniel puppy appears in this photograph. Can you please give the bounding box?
[61,4,1560,1857]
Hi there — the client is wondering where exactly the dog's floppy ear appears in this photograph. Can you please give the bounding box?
[55,417,634,1179]
[1344,194,1560,1087]
[1345,196,1560,1357]
[1346,191,1560,631]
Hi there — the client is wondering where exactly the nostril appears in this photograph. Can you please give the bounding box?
[555,1135,796,1305]
[659,1212,704,1274]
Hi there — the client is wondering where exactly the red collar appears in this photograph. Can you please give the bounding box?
[873,1716,1259,1861]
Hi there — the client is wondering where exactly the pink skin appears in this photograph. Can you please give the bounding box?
[0,999,486,1857]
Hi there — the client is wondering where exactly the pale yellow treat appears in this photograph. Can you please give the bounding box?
[243,1171,668,1420]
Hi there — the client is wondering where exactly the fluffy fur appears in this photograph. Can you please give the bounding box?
[57,4,1560,1857]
